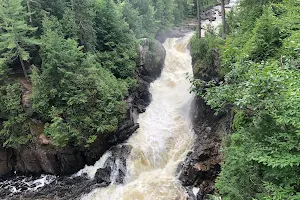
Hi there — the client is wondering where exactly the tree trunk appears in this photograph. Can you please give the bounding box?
[197,0,201,38]
[19,56,29,81]
[221,0,226,39]
[26,0,33,25]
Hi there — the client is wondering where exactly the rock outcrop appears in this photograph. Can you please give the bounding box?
[138,38,166,82]
[178,97,232,199]
[155,28,190,43]
[94,145,132,185]
[0,39,166,179]
[178,13,232,198]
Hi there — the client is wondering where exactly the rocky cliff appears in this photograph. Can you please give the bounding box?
[0,39,166,179]
[178,47,232,199]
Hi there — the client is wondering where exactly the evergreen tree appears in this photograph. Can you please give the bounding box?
[69,0,97,52]
[94,0,137,78]
[31,17,129,147]
[37,0,67,19]
[121,0,146,38]
[0,83,31,148]
[60,8,79,39]
[0,0,38,80]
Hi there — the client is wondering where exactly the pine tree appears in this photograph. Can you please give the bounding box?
[94,0,137,78]
[0,0,38,80]
[121,0,146,38]
[69,0,97,52]
[31,16,128,147]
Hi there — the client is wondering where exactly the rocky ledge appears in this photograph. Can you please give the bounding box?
[178,97,232,200]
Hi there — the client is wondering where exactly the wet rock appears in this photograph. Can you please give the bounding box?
[95,167,111,185]
[13,176,100,200]
[155,28,190,43]
[186,186,197,200]
[132,79,151,113]
[94,145,132,185]
[108,120,139,146]
[178,97,231,198]
[0,147,12,177]
[82,134,110,166]
[138,38,166,83]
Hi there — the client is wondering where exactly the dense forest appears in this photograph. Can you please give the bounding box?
[2,0,300,198]
[190,0,300,199]
[0,0,193,148]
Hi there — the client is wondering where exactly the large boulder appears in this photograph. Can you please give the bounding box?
[138,38,166,82]
[94,145,132,185]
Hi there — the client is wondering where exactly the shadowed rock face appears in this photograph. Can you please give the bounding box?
[0,38,166,179]
[138,38,166,83]
[0,148,12,177]
[0,145,133,200]
[0,38,167,200]
[178,97,232,200]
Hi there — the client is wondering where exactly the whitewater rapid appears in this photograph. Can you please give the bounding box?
[80,33,196,200]
[0,2,240,198]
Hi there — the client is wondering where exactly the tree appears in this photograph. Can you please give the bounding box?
[0,0,38,81]
[0,83,31,148]
[26,0,33,25]
[196,0,201,38]
[69,0,97,52]
[221,0,226,39]
[120,0,146,38]
[31,17,129,147]
[94,0,137,78]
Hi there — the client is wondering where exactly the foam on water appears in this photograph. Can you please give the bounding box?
[81,32,196,200]
[0,2,239,199]
[0,174,56,196]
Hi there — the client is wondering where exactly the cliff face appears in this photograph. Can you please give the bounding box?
[178,49,232,199]
[0,39,166,178]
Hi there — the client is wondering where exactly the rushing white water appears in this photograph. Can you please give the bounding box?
[81,32,196,200]
[0,2,240,199]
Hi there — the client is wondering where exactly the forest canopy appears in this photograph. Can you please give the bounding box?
[190,0,300,199]
[0,0,191,148]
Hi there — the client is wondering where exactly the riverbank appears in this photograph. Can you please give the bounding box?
[178,1,237,199]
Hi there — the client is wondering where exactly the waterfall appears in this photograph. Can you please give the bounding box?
[80,32,196,200]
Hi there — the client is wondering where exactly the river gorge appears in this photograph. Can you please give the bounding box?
[0,2,237,199]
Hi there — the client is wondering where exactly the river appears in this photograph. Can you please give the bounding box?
[80,32,196,200]
[0,1,238,199]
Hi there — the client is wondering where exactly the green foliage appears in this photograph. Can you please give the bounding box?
[69,0,97,52]
[60,8,79,40]
[93,0,137,78]
[0,83,31,148]
[0,0,190,149]
[190,0,300,199]
[0,0,38,78]
[31,21,128,147]
[190,27,224,80]
[120,0,147,38]
[244,7,282,61]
